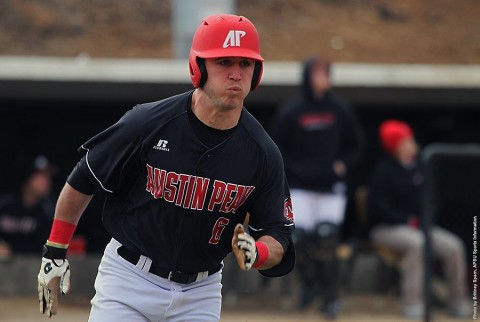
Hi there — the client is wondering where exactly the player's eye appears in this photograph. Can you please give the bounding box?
[240,60,253,68]
[217,59,232,66]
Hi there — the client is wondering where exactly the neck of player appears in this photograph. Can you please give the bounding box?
[191,89,242,130]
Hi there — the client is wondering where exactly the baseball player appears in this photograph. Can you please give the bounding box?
[37,14,295,321]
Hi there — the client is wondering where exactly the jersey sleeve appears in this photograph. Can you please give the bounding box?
[66,157,96,195]
[248,146,296,277]
[78,106,145,194]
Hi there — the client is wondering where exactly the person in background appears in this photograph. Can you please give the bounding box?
[271,56,364,319]
[368,119,470,319]
[0,155,55,259]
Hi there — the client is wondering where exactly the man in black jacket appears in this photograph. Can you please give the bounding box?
[0,155,55,258]
[368,119,469,319]
[271,57,364,319]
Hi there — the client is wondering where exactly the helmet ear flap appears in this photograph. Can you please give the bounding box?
[251,61,263,91]
[197,58,208,88]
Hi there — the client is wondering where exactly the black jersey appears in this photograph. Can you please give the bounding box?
[76,91,294,275]
[0,193,53,253]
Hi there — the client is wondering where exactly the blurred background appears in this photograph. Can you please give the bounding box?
[0,1,478,321]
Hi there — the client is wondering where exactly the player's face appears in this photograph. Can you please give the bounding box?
[203,57,255,110]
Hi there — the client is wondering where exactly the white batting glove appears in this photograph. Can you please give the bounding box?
[237,232,258,271]
[38,245,71,317]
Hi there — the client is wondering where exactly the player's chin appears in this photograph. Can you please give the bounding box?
[222,92,247,106]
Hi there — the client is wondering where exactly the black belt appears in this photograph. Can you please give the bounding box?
[117,246,221,285]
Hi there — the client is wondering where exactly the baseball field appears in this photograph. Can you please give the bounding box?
[0,294,471,322]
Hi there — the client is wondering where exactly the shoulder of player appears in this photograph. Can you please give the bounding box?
[128,91,191,123]
[135,91,191,113]
[239,108,283,160]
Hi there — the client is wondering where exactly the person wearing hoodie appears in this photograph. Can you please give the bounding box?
[367,119,469,319]
[271,56,364,319]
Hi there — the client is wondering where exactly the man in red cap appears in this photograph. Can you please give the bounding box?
[367,119,469,318]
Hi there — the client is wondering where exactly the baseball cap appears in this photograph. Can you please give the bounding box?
[19,155,55,185]
[379,119,414,153]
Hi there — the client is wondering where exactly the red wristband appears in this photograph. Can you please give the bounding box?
[253,241,269,268]
[48,219,77,247]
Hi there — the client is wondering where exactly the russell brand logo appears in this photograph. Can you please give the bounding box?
[154,139,169,152]
[223,30,246,48]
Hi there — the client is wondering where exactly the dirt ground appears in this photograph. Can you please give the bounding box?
[0,295,472,322]
[0,0,479,64]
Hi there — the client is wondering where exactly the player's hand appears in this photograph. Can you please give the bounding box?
[232,223,257,271]
[38,244,71,317]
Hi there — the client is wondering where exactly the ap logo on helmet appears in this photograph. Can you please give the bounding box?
[223,30,246,48]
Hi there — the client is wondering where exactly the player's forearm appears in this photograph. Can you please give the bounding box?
[255,235,284,270]
[53,183,93,225]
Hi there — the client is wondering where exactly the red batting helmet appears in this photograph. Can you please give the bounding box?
[189,14,264,91]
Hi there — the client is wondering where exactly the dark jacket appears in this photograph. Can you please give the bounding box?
[367,156,423,228]
[271,58,364,192]
[0,193,53,253]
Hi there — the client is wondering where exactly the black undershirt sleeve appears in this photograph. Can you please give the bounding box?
[66,157,96,195]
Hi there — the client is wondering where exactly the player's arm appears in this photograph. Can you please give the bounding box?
[38,183,93,317]
[46,158,96,248]
[52,183,93,227]
[38,159,95,317]
[254,234,284,269]
[232,223,286,271]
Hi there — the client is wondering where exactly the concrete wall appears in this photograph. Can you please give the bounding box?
[0,251,395,300]
[0,255,101,297]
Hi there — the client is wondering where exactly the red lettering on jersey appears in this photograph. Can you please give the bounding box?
[146,164,154,193]
[208,180,227,211]
[226,185,255,213]
[164,172,179,203]
[146,164,256,213]
[191,177,210,210]
[175,174,190,206]
[209,217,230,244]
[219,183,237,213]
[153,168,166,199]
[182,175,197,209]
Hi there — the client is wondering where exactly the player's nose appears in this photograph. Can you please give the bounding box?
[228,65,242,81]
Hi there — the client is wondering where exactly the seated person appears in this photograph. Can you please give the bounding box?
[0,155,55,258]
[367,119,469,319]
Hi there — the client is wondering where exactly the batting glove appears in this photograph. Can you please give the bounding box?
[232,224,258,271]
[38,244,71,317]
[237,233,257,270]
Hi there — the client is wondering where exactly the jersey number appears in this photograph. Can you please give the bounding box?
[209,217,230,244]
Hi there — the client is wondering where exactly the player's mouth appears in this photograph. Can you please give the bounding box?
[227,85,242,92]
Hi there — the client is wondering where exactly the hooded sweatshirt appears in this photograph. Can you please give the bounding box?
[271,57,364,192]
